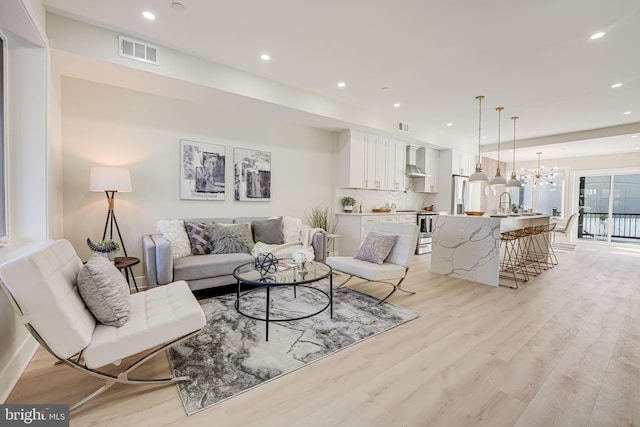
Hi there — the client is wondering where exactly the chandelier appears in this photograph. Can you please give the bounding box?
[521,152,557,188]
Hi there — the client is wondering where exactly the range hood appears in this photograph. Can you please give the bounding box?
[406,145,429,177]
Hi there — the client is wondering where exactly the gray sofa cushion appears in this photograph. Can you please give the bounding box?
[173,252,254,282]
[251,217,284,244]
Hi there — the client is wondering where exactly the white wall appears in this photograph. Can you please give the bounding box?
[61,77,337,281]
[0,0,48,404]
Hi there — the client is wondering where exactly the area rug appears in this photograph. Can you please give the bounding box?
[167,280,418,415]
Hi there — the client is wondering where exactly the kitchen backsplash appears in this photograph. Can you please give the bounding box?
[337,186,435,213]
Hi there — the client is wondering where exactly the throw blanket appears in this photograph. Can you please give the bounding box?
[251,226,323,261]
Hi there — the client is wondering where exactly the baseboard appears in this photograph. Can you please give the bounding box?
[0,334,38,403]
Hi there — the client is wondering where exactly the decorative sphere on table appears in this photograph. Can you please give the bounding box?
[255,252,278,276]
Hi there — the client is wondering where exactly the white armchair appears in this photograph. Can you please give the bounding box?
[0,240,206,411]
[327,222,419,304]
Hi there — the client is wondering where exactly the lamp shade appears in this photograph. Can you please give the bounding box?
[489,175,508,186]
[89,167,132,192]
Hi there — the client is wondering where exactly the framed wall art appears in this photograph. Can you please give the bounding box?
[180,139,226,200]
[234,147,271,201]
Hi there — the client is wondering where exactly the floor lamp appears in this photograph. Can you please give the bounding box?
[89,166,132,257]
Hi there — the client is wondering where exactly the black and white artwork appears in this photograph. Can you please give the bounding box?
[234,148,271,201]
[180,140,226,200]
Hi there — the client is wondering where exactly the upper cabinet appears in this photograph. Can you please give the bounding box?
[452,150,473,176]
[388,139,406,191]
[338,130,406,191]
[413,147,440,193]
[337,130,368,188]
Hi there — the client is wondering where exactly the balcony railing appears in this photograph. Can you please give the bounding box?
[578,212,640,240]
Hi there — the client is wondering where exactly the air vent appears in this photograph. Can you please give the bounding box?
[118,35,159,65]
[398,121,410,133]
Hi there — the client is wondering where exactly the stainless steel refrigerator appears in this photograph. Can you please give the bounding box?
[451,174,469,215]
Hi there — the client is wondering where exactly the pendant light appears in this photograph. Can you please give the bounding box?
[489,106,508,186]
[469,95,489,182]
[506,116,523,188]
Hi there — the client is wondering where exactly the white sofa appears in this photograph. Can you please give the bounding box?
[143,216,327,291]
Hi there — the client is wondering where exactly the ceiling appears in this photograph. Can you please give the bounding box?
[42,0,640,162]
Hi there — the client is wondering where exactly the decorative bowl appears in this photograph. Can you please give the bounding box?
[464,211,485,216]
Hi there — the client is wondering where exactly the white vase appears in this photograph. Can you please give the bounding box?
[344,205,353,212]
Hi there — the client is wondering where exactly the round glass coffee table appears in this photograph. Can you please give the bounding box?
[233,259,333,341]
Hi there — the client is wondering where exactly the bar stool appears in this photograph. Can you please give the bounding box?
[543,223,558,266]
[521,226,544,277]
[499,229,529,289]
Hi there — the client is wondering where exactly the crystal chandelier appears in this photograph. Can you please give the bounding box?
[521,152,557,187]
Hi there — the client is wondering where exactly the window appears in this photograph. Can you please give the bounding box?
[519,171,565,216]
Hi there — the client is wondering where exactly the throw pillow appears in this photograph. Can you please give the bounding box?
[206,223,254,254]
[184,221,215,255]
[155,219,191,260]
[252,217,284,245]
[282,216,303,243]
[354,232,399,265]
[76,254,131,327]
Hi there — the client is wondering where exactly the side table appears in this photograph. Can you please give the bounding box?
[114,256,140,292]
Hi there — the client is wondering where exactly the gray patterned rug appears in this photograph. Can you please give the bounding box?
[167,280,418,415]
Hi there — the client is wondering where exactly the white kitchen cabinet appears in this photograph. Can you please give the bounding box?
[413,147,440,193]
[337,130,368,188]
[335,213,417,256]
[388,139,406,191]
[367,133,389,190]
[452,150,473,176]
[338,130,394,190]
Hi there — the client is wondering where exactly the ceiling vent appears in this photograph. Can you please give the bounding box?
[398,121,410,133]
[118,35,159,65]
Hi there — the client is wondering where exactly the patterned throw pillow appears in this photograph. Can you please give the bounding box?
[77,254,130,327]
[206,223,254,254]
[184,221,214,255]
[354,232,398,265]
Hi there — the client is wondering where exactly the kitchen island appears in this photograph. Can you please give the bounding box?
[431,213,550,287]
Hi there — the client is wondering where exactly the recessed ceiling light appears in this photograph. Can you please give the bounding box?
[623,111,632,115]
[381,86,389,91]
[142,11,156,20]
[260,53,270,61]
[393,103,400,108]
[171,2,185,10]
[590,31,605,40]
[447,123,453,127]
[611,83,623,88]
[337,82,346,88]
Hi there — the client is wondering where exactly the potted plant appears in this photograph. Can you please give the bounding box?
[341,196,356,213]
[87,238,121,262]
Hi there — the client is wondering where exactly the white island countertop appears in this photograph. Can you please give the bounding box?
[431,213,550,287]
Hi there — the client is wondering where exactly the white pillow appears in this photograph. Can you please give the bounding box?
[282,216,303,244]
[155,219,191,260]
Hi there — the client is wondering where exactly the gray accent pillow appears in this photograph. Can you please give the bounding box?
[205,223,254,254]
[354,232,399,265]
[252,217,284,244]
[184,221,215,255]
[77,254,130,327]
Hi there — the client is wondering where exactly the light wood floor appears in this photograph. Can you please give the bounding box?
[7,243,640,426]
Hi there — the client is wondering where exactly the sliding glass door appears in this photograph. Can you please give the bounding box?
[578,173,640,244]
